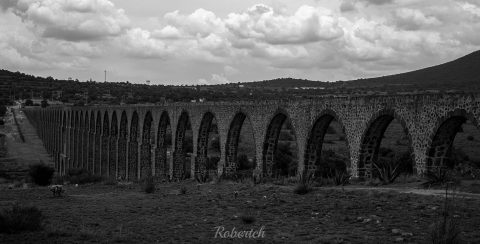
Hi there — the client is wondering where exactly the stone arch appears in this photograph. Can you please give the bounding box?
[94,111,102,175]
[426,109,478,171]
[118,111,128,180]
[140,111,154,179]
[224,111,256,174]
[173,111,192,179]
[101,111,110,176]
[109,112,118,178]
[77,111,84,169]
[195,111,219,178]
[358,109,413,178]
[128,111,139,180]
[263,109,298,177]
[82,111,89,170]
[88,111,96,173]
[155,111,171,179]
[61,111,67,175]
[304,109,350,177]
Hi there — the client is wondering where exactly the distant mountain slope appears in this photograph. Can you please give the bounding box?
[345,50,480,89]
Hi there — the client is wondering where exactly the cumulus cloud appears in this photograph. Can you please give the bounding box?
[1,0,480,83]
[393,8,441,30]
[2,0,130,41]
[225,5,344,45]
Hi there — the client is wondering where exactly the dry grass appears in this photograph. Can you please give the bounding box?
[0,181,479,243]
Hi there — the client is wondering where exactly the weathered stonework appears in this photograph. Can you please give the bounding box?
[24,93,480,180]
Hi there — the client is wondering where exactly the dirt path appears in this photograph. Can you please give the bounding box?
[0,107,53,179]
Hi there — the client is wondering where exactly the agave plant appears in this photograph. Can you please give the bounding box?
[372,158,403,184]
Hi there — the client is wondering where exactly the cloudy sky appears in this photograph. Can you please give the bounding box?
[1,0,479,85]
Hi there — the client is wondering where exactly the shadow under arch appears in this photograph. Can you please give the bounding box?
[94,111,102,175]
[109,111,118,178]
[262,108,299,177]
[101,111,110,176]
[195,111,220,179]
[118,111,128,180]
[128,111,139,181]
[358,109,414,178]
[155,111,172,179]
[304,109,351,177]
[140,111,154,179]
[426,109,479,171]
[173,110,192,180]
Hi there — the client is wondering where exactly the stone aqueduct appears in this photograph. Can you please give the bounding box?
[24,93,480,180]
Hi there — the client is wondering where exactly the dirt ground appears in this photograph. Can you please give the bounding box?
[1,180,479,244]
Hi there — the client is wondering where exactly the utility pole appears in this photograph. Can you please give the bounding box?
[104,70,107,82]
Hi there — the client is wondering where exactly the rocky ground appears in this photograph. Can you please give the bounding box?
[1,180,479,244]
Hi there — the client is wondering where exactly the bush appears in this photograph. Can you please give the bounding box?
[142,177,155,194]
[66,168,102,185]
[28,164,54,186]
[429,219,462,244]
[294,172,314,195]
[422,168,458,188]
[467,135,474,141]
[240,214,256,224]
[0,204,44,233]
[373,158,403,184]
[180,185,187,195]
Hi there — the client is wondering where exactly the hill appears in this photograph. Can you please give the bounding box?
[344,50,480,90]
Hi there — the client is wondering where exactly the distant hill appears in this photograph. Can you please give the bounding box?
[344,50,480,89]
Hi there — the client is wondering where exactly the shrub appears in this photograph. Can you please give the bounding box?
[467,135,474,141]
[180,185,187,195]
[429,219,462,244]
[373,158,403,184]
[331,170,351,186]
[422,168,458,188]
[28,163,54,186]
[0,204,44,233]
[66,168,102,185]
[142,177,155,194]
[294,172,314,195]
[240,214,256,224]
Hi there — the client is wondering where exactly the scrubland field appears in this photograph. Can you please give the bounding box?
[1,179,480,244]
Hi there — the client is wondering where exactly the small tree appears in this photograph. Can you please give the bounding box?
[25,99,34,106]
[40,100,49,108]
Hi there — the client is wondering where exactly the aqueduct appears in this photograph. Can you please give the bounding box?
[24,93,480,180]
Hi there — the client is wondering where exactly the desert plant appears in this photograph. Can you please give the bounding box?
[180,185,187,195]
[422,168,458,188]
[66,168,102,185]
[429,183,463,243]
[372,158,403,184]
[240,214,256,224]
[330,170,351,186]
[0,203,44,233]
[28,163,54,186]
[294,171,314,195]
[142,177,155,194]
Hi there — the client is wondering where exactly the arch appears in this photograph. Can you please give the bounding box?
[140,111,154,179]
[128,111,139,180]
[101,111,110,176]
[426,109,477,171]
[224,112,254,174]
[118,111,128,180]
[94,111,102,175]
[109,112,118,178]
[173,111,192,179]
[304,109,350,177]
[88,111,96,173]
[82,111,89,170]
[155,111,171,179]
[262,110,298,177]
[195,111,218,178]
[76,111,84,169]
[358,109,413,178]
